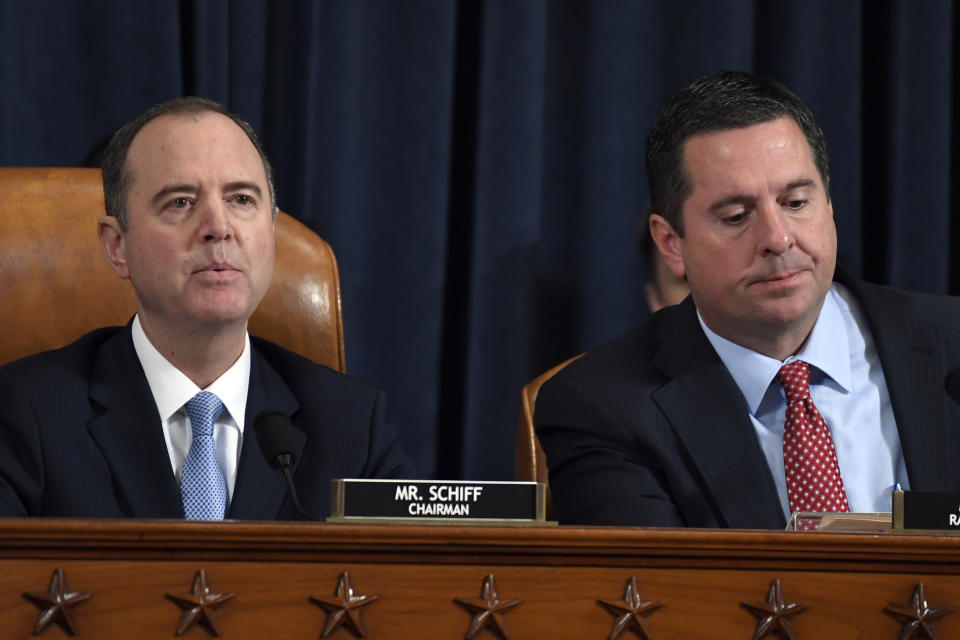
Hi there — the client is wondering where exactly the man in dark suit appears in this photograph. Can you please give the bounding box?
[0,97,414,519]
[536,71,960,528]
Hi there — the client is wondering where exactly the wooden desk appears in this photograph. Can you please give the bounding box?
[0,519,957,638]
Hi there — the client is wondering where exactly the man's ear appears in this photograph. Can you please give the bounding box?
[98,215,130,279]
[649,213,686,279]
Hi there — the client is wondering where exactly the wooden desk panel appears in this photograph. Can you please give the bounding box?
[0,520,957,638]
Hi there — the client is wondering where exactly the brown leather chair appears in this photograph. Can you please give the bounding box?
[0,167,345,371]
[514,354,582,519]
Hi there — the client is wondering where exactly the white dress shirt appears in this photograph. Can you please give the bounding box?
[131,315,250,501]
[698,283,909,518]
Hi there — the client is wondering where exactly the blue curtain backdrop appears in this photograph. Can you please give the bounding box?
[1,1,957,479]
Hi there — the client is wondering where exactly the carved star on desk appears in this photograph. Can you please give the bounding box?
[883,583,955,640]
[165,570,234,637]
[740,579,808,640]
[310,571,379,638]
[597,576,664,640]
[453,574,523,640]
[22,568,92,636]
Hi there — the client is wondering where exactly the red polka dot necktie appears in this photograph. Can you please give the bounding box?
[777,361,850,514]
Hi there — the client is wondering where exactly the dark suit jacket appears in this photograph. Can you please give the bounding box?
[535,276,960,528]
[0,326,415,519]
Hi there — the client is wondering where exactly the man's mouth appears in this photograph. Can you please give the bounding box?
[195,262,237,273]
[750,269,808,288]
[191,261,243,281]
[762,270,801,282]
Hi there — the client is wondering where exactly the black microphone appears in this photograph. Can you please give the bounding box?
[945,369,960,407]
[253,409,317,521]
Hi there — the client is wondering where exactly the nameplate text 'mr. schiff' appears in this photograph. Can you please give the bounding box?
[329,479,547,523]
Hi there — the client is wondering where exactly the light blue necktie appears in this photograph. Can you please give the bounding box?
[180,391,228,520]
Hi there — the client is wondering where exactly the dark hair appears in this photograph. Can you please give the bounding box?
[101,96,276,230]
[645,70,830,236]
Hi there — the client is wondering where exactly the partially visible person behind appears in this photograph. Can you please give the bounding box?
[536,71,960,529]
[637,203,690,311]
[0,97,414,520]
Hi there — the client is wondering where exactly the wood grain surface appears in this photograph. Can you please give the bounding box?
[0,519,957,639]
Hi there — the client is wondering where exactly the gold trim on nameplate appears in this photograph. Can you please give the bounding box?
[892,490,904,530]
[326,517,556,526]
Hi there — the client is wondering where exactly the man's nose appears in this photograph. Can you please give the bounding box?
[197,199,232,242]
[755,201,793,255]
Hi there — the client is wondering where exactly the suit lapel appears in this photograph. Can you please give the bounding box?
[842,277,960,491]
[651,303,785,529]
[86,328,184,518]
[227,345,303,520]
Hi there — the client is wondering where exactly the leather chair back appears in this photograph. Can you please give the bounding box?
[514,354,582,519]
[0,167,345,371]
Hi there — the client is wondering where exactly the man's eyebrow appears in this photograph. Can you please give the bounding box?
[151,184,198,206]
[784,178,816,191]
[149,182,263,206]
[707,178,819,213]
[709,194,754,213]
[224,181,262,197]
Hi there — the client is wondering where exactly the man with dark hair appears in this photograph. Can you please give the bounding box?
[0,97,413,519]
[536,71,960,528]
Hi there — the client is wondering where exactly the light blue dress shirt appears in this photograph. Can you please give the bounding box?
[698,283,909,519]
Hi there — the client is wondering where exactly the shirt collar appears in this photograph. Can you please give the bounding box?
[697,285,852,414]
[131,314,250,433]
